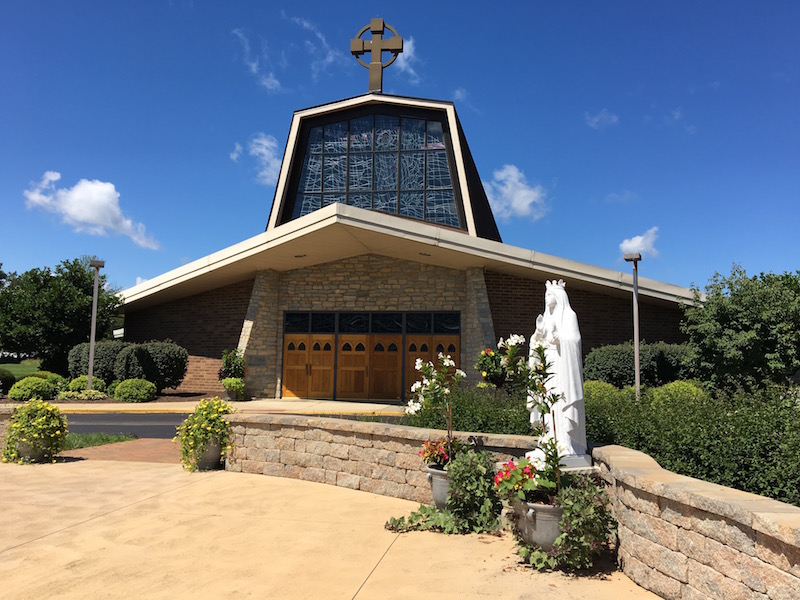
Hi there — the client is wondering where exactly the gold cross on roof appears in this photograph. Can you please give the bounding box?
[350,18,403,93]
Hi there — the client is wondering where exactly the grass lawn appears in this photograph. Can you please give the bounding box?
[63,432,137,450]
[0,359,42,380]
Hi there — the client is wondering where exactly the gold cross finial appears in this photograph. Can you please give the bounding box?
[350,18,403,93]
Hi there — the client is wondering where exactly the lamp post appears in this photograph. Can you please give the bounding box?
[624,253,642,401]
[87,259,105,391]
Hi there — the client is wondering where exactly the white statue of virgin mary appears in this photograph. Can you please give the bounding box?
[527,280,590,465]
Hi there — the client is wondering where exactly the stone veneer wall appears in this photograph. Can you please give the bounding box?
[0,407,10,449]
[484,271,686,354]
[241,255,493,398]
[225,413,535,504]
[593,445,800,600]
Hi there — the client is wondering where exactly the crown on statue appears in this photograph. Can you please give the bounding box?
[545,279,567,290]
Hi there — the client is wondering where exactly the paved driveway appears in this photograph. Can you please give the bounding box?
[0,458,657,599]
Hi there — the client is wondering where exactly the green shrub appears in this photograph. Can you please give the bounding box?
[68,375,107,392]
[2,398,69,463]
[403,386,534,436]
[68,340,130,383]
[114,378,156,403]
[114,341,188,393]
[145,340,188,391]
[174,397,234,471]
[583,342,693,388]
[107,379,120,397]
[8,376,56,401]
[30,370,68,391]
[0,367,15,396]
[584,380,800,507]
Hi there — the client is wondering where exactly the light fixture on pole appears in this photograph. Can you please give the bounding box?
[624,253,642,401]
[87,259,105,391]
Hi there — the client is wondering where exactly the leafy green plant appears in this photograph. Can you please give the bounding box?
[494,439,564,505]
[583,341,693,388]
[107,379,120,397]
[8,376,56,401]
[0,367,15,396]
[418,437,468,468]
[57,389,107,401]
[386,450,502,535]
[30,371,69,392]
[221,377,245,401]
[518,475,616,571]
[174,397,234,471]
[2,399,69,463]
[68,374,107,392]
[218,348,245,379]
[68,340,130,383]
[114,378,156,403]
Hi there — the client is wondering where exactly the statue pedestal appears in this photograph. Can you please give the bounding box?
[560,453,593,468]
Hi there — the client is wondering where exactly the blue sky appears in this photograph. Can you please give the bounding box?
[2,1,798,292]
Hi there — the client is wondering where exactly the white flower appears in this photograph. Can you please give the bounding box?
[441,355,455,368]
[506,334,525,347]
[414,358,424,371]
[497,337,506,349]
[410,381,422,392]
[455,369,467,379]
[405,399,421,415]
[443,388,450,395]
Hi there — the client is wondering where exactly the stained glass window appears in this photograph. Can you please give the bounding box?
[289,112,461,229]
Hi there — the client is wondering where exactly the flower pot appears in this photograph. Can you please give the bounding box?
[426,465,449,509]
[224,389,237,402]
[16,441,47,463]
[196,439,223,471]
[512,500,564,550]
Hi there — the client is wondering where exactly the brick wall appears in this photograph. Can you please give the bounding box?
[594,445,800,600]
[0,407,10,449]
[226,413,536,503]
[124,279,254,393]
[484,271,685,354]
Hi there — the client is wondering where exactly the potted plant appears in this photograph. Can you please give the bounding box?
[221,377,244,401]
[218,348,245,380]
[406,354,467,509]
[2,398,69,463]
[419,436,468,509]
[174,397,234,471]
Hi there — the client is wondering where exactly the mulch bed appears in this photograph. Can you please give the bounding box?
[0,391,212,405]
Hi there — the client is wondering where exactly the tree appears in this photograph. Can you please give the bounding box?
[0,257,121,374]
[681,264,800,392]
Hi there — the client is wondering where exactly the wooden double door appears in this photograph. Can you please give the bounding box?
[281,333,460,401]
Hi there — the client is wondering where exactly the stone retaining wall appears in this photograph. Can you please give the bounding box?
[225,413,535,503]
[593,445,800,600]
[0,407,11,448]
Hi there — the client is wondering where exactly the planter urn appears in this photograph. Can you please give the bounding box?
[512,500,564,550]
[426,465,449,510]
[196,439,223,470]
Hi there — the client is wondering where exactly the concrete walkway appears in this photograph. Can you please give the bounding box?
[0,459,658,599]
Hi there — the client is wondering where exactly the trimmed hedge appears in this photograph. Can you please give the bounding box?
[114,378,156,403]
[68,340,130,384]
[402,386,534,436]
[68,375,107,393]
[8,376,57,401]
[113,341,188,393]
[583,341,693,388]
[0,368,15,396]
[584,380,800,507]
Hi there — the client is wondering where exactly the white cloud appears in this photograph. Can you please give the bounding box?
[232,28,282,92]
[24,171,159,250]
[248,133,281,186]
[604,190,639,204]
[453,87,467,102]
[229,142,243,162]
[395,36,420,84]
[585,109,619,130]
[291,17,346,80]
[135,276,147,286]
[620,226,659,258]
[483,165,548,222]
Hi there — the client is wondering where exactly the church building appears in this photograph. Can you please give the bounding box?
[120,20,691,401]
